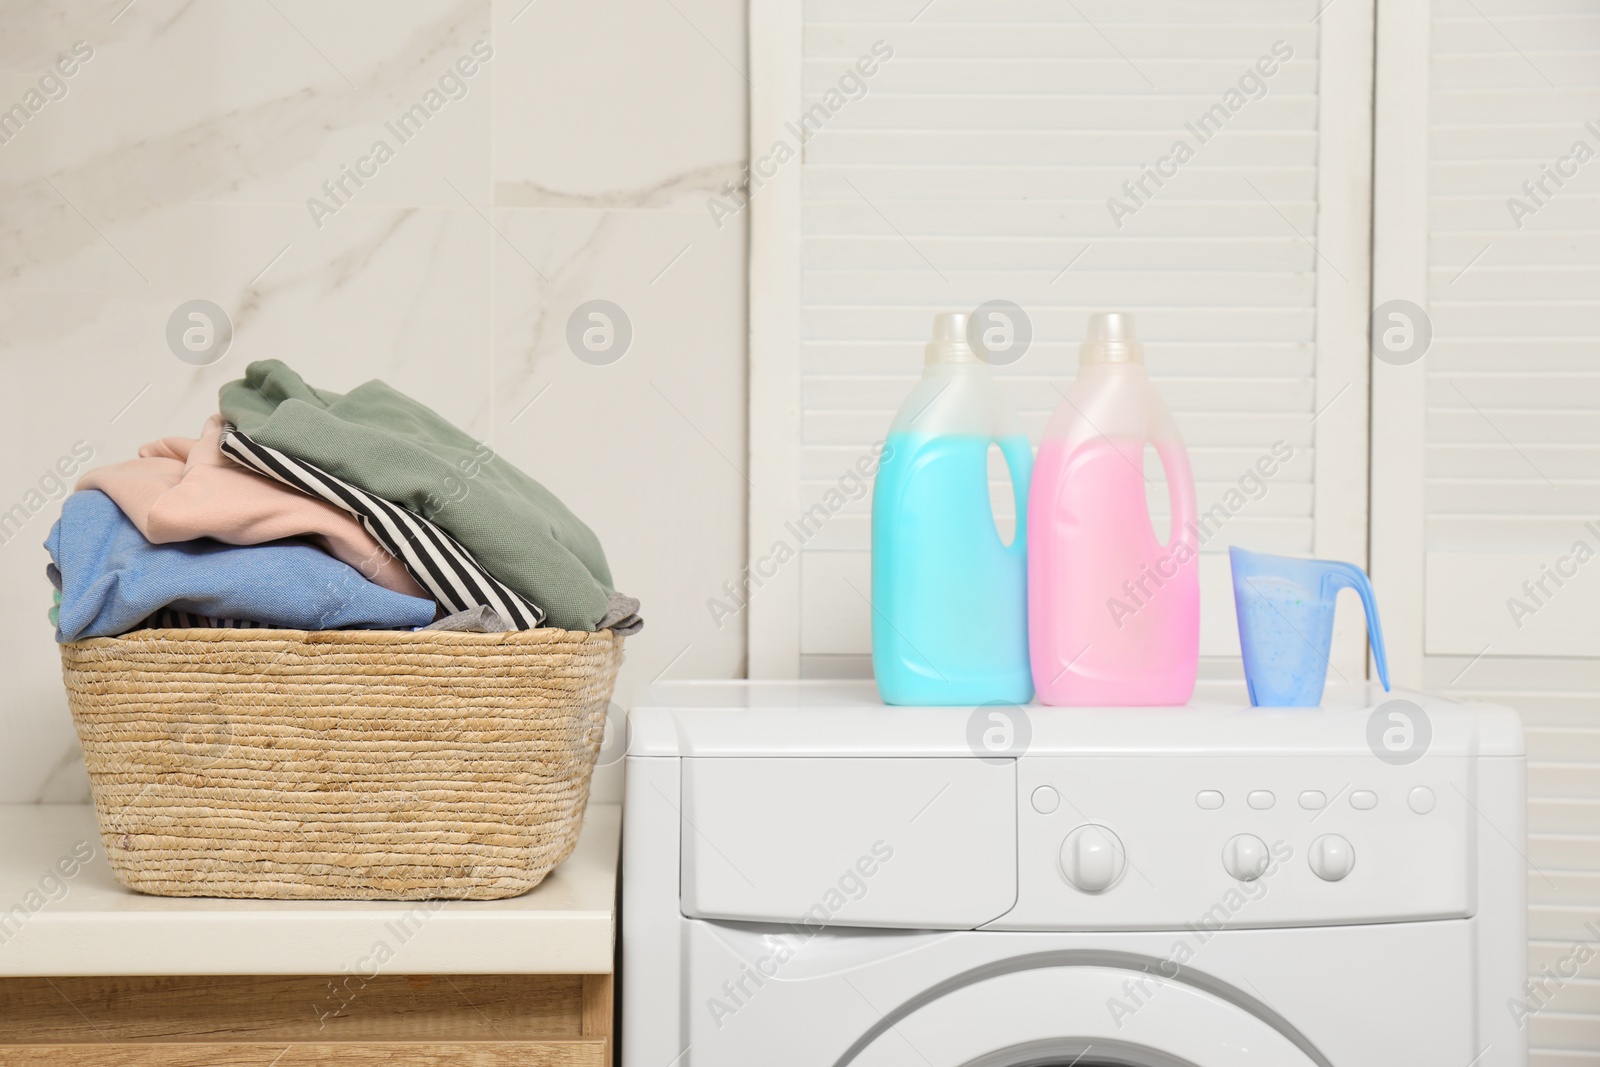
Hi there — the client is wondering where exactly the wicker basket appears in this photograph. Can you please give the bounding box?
[59,626,624,900]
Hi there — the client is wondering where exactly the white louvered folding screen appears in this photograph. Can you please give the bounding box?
[750,0,1376,679]
[1424,3,1600,660]
[1372,0,1600,1058]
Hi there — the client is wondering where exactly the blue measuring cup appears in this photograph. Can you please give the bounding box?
[1229,547,1391,707]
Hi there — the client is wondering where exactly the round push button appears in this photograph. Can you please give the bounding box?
[1031,785,1061,814]
[1196,790,1224,810]
[1309,834,1356,881]
[1350,790,1378,810]
[1247,790,1276,810]
[1408,786,1436,814]
[1059,824,1127,894]
[1299,790,1327,810]
[1222,834,1271,882]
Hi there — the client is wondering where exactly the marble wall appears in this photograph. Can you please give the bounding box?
[0,0,749,803]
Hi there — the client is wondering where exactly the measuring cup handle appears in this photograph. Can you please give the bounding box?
[1323,561,1391,691]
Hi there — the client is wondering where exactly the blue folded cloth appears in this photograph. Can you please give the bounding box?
[46,490,438,641]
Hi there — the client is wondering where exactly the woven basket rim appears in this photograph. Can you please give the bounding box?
[63,626,625,649]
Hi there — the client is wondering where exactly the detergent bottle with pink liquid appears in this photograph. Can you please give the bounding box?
[1028,312,1199,705]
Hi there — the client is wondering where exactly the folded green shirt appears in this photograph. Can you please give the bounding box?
[220,360,613,630]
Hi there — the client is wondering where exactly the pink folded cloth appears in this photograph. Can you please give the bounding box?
[75,415,428,599]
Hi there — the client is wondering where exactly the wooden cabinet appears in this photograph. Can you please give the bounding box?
[0,973,612,1065]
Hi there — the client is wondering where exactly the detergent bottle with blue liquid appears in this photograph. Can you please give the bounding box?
[871,312,1033,706]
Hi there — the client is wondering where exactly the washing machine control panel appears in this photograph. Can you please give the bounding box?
[987,755,1475,931]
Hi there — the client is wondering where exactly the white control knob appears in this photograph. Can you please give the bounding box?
[1059,824,1126,893]
[1309,834,1356,881]
[1221,833,1271,881]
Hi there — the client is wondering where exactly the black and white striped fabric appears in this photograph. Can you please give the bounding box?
[218,425,545,629]
[143,609,270,629]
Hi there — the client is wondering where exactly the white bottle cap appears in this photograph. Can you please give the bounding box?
[1080,311,1144,365]
[926,312,979,365]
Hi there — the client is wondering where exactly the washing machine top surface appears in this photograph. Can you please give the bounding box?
[629,679,1522,759]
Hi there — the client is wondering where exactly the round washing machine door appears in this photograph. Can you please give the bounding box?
[837,953,1328,1067]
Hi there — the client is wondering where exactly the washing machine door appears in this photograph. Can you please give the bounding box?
[840,956,1326,1067]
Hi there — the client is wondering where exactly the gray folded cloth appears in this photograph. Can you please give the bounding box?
[420,605,513,633]
[423,594,639,635]
[597,592,643,636]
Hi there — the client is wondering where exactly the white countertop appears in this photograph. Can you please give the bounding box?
[0,802,619,976]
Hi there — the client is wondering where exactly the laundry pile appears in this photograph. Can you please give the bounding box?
[47,360,641,642]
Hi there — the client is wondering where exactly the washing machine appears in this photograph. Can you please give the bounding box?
[622,680,1525,1066]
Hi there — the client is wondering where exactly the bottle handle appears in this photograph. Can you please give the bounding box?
[1154,438,1198,556]
[1320,561,1392,691]
[995,436,1032,557]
